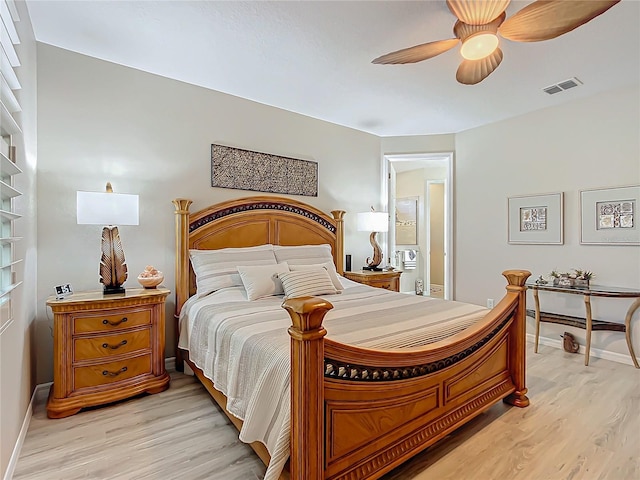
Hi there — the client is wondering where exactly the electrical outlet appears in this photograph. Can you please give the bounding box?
[487,298,494,308]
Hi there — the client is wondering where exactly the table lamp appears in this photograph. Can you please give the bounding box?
[356,208,388,271]
[77,182,139,294]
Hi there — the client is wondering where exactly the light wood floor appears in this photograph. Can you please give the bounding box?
[14,343,639,480]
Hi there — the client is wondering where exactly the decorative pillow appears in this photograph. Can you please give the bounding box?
[237,263,290,301]
[278,269,338,299]
[189,245,276,298]
[289,262,344,291]
[273,244,334,266]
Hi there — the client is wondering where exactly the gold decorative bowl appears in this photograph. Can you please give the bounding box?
[137,274,164,289]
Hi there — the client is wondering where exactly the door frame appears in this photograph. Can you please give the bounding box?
[425,179,445,298]
[382,152,453,299]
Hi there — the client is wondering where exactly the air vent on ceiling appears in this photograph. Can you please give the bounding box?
[543,77,583,95]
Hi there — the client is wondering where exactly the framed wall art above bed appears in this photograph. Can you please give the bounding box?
[508,192,564,245]
[211,144,318,197]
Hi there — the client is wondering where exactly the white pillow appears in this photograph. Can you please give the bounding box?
[189,245,276,298]
[289,262,344,291]
[278,269,338,299]
[237,263,290,301]
[273,244,334,266]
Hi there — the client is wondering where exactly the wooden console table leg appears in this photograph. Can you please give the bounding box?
[584,295,592,366]
[533,288,541,353]
[624,298,640,369]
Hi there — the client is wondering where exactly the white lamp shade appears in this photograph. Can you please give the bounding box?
[357,211,388,233]
[77,191,139,226]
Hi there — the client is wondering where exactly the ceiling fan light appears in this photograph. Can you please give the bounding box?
[460,33,499,60]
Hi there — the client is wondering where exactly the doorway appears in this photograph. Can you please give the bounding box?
[383,153,453,300]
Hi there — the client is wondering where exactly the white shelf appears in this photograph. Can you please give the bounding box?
[1,72,20,114]
[0,20,20,68]
[0,42,19,91]
[0,209,20,220]
[0,236,21,243]
[0,179,20,199]
[0,99,20,135]
[0,259,22,269]
[0,1,19,43]
[0,151,20,175]
[0,281,22,299]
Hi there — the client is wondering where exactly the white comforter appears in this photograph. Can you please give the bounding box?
[178,280,488,480]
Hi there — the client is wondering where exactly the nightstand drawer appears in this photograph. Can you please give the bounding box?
[73,354,152,389]
[73,309,151,334]
[370,280,393,290]
[74,328,151,361]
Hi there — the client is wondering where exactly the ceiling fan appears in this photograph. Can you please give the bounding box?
[372,0,620,85]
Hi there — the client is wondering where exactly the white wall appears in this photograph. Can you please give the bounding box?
[35,44,382,383]
[429,183,445,285]
[454,84,640,360]
[0,2,38,477]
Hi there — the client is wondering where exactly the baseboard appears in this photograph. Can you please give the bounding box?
[165,356,175,372]
[4,383,50,480]
[526,333,637,367]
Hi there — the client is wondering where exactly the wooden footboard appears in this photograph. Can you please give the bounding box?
[284,269,530,480]
[173,197,530,479]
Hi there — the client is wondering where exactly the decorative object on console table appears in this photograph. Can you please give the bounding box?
[77,183,139,294]
[345,254,351,272]
[508,192,563,244]
[549,269,594,288]
[580,185,639,245]
[46,287,171,419]
[357,207,388,271]
[343,269,401,292]
[573,269,594,288]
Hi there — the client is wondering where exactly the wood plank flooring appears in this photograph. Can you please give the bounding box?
[13,343,640,480]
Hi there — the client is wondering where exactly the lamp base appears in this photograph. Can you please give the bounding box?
[103,285,126,295]
[363,266,383,272]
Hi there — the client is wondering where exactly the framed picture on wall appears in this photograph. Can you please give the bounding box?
[580,185,639,245]
[508,192,563,244]
[395,197,418,245]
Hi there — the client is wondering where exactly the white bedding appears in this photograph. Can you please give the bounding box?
[178,279,488,480]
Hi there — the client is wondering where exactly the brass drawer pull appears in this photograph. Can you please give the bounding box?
[102,340,128,350]
[102,317,128,326]
[102,366,128,377]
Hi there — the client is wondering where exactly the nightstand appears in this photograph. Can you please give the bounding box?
[46,288,171,419]
[343,270,401,292]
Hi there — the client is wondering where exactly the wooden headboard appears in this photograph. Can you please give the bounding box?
[173,195,345,316]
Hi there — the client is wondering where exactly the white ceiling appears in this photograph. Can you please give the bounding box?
[25,0,640,137]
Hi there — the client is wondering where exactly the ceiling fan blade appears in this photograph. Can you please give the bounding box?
[499,0,620,42]
[456,47,503,85]
[372,39,459,64]
[447,0,511,25]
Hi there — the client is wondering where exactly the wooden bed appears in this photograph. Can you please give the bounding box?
[173,195,531,480]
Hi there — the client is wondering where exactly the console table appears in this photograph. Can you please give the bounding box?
[526,282,640,368]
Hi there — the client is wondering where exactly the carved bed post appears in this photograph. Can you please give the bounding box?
[502,269,531,408]
[173,198,192,372]
[331,210,345,275]
[283,296,334,480]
